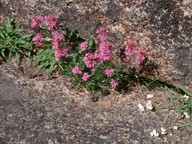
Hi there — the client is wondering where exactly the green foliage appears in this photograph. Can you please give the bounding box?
[34,48,56,74]
[0,17,32,63]
[166,83,192,115]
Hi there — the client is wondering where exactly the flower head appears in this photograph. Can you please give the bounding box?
[183,112,190,119]
[183,94,189,100]
[32,33,43,46]
[96,28,108,42]
[72,66,82,75]
[110,79,118,88]
[150,129,159,137]
[83,53,96,68]
[31,15,44,28]
[138,103,145,112]
[82,73,90,81]
[173,126,178,130]
[161,127,167,135]
[146,100,153,110]
[147,94,154,99]
[135,47,146,64]
[80,41,88,51]
[54,48,69,61]
[124,41,134,56]
[52,31,64,50]
[44,15,57,30]
[97,41,113,63]
[104,69,114,77]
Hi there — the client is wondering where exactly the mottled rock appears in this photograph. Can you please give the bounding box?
[0,0,191,84]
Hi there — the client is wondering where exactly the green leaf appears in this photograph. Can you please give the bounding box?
[176,84,192,97]
[12,28,22,34]
[88,38,94,47]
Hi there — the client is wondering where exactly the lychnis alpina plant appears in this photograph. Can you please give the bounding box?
[30,14,147,93]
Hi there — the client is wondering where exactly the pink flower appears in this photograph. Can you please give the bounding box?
[83,53,96,68]
[99,41,113,53]
[124,41,134,56]
[54,49,67,61]
[135,47,146,64]
[80,41,87,51]
[82,73,90,81]
[54,45,71,61]
[72,66,82,75]
[96,28,108,42]
[44,15,57,30]
[104,69,114,77]
[67,78,71,81]
[110,79,118,88]
[31,15,44,28]
[52,31,64,49]
[97,41,113,63]
[32,33,43,46]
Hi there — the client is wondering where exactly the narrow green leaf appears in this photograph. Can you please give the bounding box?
[88,38,94,47]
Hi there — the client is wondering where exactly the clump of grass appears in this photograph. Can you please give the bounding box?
[164,83,192,116]
[0,17,32,63]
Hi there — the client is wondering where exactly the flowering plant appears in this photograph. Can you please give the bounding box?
[31,14,147,93]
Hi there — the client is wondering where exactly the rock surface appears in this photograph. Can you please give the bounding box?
[0,64,192,143]
[0,0,191,84]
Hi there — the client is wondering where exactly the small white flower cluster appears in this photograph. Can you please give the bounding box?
[150,127,168,137]
[138,103,145,112]
[147,94,154,99]
[150,129,159,137]
[173,126,178,130]
[183,112,191,119]
[160,127,167,135]
[138,94,154,112]
[183,94,189,100]
[146,100,153,110]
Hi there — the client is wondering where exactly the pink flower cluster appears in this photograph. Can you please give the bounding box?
[82,72,90,81]
[32,33,43,46]
[124,41,146,65]
[31,15,68,61]
[96,28,108,42]
[97,41,113,62]
[104,69,114,77]
[52,31,64,49]
[83,28,113,69]
[72,66,82,75]
[124,41,134,56]
[54,46,71,61]
[44,15,57,30]
[110,79,118,88]
[83,53,97,68]
[72,66,90,81]
[31,15,44,28]
[135,47,146,64]
[51,31,67,61]
[31,15,57,30]
[80,41,87,51]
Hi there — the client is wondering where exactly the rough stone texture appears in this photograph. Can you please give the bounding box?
[0,0,192,84]
[0,64,192,143]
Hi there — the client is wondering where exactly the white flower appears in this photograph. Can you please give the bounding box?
[150,129,159,137]
[138,103,145,112]
[147,94,154,99]
[173,126,178,130]
[146,100,153,110]
[184,112,190,119]
[183,94,189,100]
[161,127,167,135]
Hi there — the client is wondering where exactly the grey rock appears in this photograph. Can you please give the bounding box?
[0,0,192,84]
